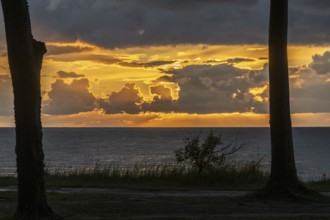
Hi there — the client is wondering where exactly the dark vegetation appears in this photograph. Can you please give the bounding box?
[47,160,267,190]
[1,163,329,191]
[175,130,244,176]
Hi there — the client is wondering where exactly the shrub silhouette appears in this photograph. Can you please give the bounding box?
[175,130,243,176]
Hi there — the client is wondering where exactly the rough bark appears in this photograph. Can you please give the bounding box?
[266,0,306,196]
[1,0,60,219]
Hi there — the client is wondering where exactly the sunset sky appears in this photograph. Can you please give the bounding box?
[1,0,330,127]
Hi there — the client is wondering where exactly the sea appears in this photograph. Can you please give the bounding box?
[0,127,329,181]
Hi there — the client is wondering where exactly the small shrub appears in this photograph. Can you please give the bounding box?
[175,130,244,176]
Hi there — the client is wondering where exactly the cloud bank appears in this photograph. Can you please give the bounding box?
[0,0,321,49]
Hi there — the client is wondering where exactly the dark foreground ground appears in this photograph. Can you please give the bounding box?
[1,188,330,220]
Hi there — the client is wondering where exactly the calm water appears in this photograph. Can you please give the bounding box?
[0,128,329,180]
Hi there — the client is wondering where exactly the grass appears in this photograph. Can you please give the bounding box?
[307,178,330,192]
[39,160,267,190]
[0,160,268,189]
[1,161,330,191]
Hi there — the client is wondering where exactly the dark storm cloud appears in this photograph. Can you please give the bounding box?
[289,52,330,113]
[44,78,97,115]
[295,0,330,11]
[156,64,269,114]
[144,59,330,115]
[98,83,144,114]
[206,58,256,64]
[142,55,330,115]
[0,0,326,48]
[115,64,269,114]
[142,84,176,112]
[57,71,85,78]
[226,58,256,64]
[25,0,268,48]
[18,0,328,48]
[290,70,330,113]
[288,1,330,45]
[49,54,121,64]
[135,0,260,11]
[46,45,93,55]
[119,60,176,68]
[309,52,330,75]
[291,84,330,113]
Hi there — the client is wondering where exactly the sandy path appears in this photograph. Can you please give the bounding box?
[1,186,330,197]
[2,187,330,219]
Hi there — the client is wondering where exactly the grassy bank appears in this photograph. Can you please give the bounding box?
[1,161,329,191]
[49,160,269,190]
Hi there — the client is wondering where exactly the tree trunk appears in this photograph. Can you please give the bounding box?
[266,0,304,195]
[1,0,60,219]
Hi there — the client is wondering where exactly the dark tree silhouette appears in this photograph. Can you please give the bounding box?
[1,0,60,219]
[266,0,308,195]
